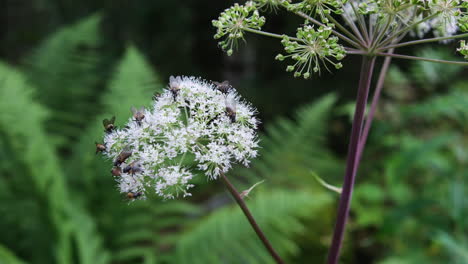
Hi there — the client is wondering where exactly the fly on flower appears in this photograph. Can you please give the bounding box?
[123,161,143,175]
[131,106,145,125]
[111,167,122,177]
[126,192,143,200]
[213,80,232,94]
[169,76,182,101]
[225,93,237,123]
[95,142,106,154]
[113,147,132,166]
[103,116,116,133]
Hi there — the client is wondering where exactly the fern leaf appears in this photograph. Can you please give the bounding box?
[175,190,331,264]
[239,94,342,187]
[23,14,103,149]
[0,62,110,264]
[0,244,28,264]
[69,44,159,197]
[69,46,197,264]
[404,85,468,123]
[409,48,462,89]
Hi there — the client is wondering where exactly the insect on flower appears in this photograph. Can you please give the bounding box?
[213,80,232,94]
[111,167,122,177]
[169,76,182,101]
[95,142,106,154]
[225,94,237,123]
[123,161,143,175]
[103,116,116,133]
[99,76,259,199]
[114,147,132,166]
[127,191,143,200]
[131,106,145,125]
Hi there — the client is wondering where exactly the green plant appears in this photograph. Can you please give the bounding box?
[213,1,468,262]
[350,48,468,263]
[0,12,346,264]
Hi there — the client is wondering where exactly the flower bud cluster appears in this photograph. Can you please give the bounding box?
[213,1,266,56]
[101,76,259,200]
[275,25,345,79]
[458,40,468,58]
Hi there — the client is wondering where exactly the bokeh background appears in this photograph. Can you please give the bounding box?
[1,1,468,263]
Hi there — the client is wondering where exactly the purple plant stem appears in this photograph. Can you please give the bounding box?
[356,49,394,163]
[220,173,285,264]
[326,56,376,264]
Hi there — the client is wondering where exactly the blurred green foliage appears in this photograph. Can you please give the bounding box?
[0,2,467,264]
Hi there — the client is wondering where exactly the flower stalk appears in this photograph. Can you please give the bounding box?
[220,172,285,264]
[326,56,376,264]
[212,1,468,263]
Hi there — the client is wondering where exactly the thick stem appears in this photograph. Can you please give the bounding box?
[356,49,394,163]
[220,173,285,264]
[326,56,376,264]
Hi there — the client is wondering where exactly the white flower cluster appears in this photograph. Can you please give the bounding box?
[101,76,259,200]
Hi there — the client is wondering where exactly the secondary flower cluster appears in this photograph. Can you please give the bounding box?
[214,0,468,78]
[99,76,259,200]
[213,2,266,56]
[275,25,345,78]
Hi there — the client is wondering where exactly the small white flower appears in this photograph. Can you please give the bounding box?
[101,76,259,199]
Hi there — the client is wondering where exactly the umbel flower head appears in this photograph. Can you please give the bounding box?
[99,76,259,200]
[213,1,266,56]
[214,0,468,80]
[275,25,346,78]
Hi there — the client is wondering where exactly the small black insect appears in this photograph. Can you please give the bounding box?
[213,80,232,94]
[169,76,181,101]
[95,142,106,154]
[127,191,143,199]
[123,161,142,175]
[103,116,116,133]
[111,167,122,177]
[131,106,145,125]
[114,147,132,166]
[225,95,237,123]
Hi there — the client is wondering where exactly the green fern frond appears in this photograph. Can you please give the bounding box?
[175,190,331,264]
[112,200,200,264]
[239,94,342,187]
[0,244,28,264]
[403,85,468,124]
[409,48,463,89]
[68,46,196,264]
[69,44,159,193]
[24,14,103,149]
[0,62,110,264]
[436,232,468,262]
